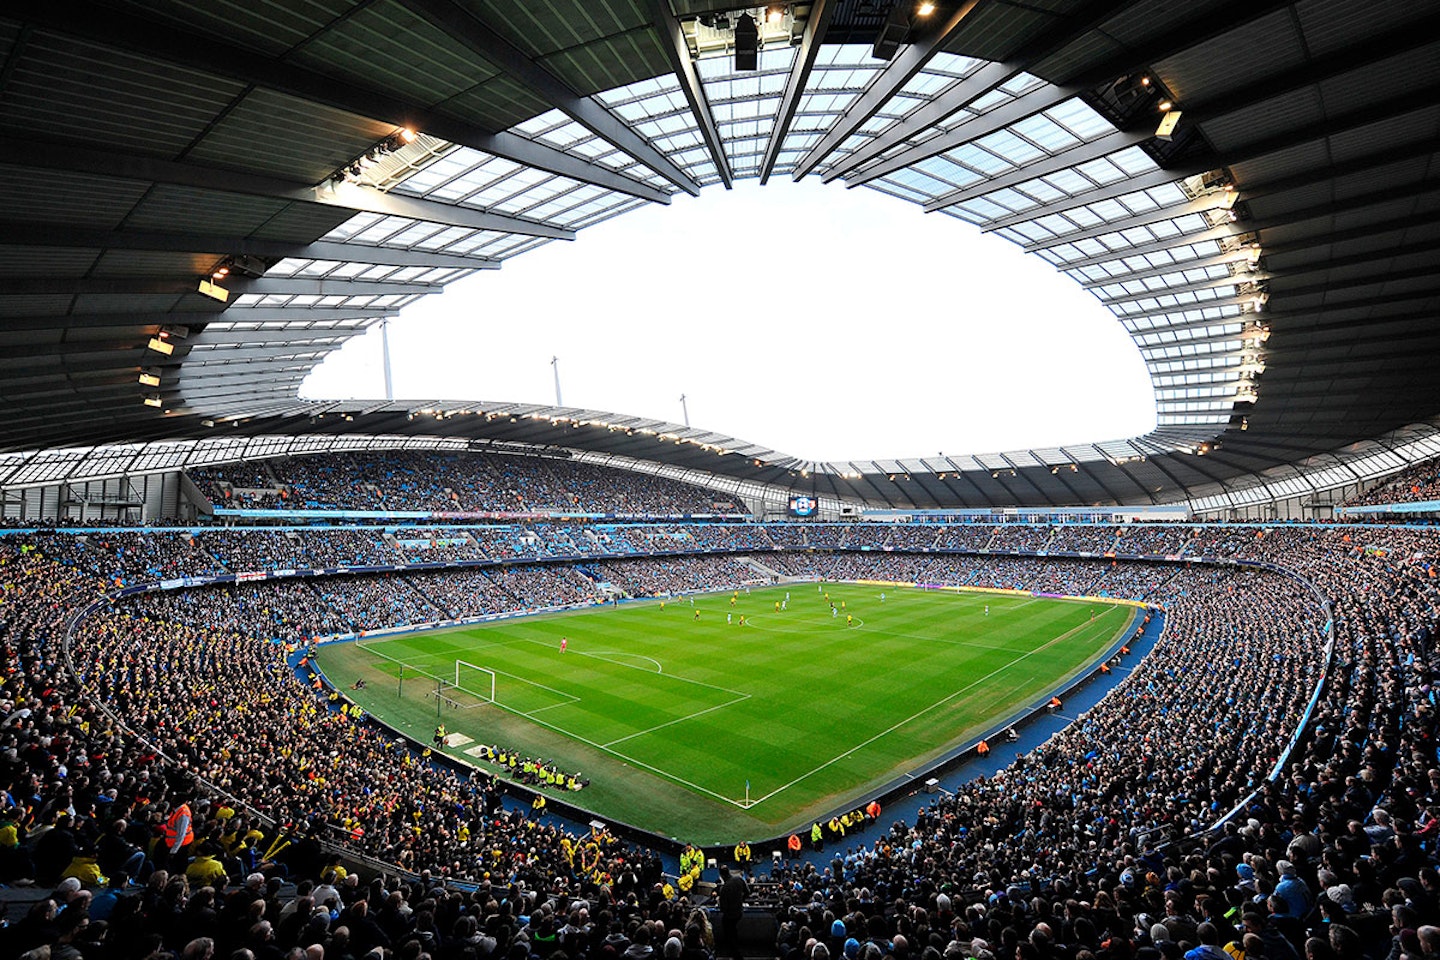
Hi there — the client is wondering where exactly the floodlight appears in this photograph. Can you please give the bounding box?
[917,2,936,14]
[138,368,161,387]
[766,4,784,24]
[147,337,174,356]
[142,395,162,408]
[197,278,229,302]
[1155,109,1182,140]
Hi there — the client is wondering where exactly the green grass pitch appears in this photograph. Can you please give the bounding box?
[317,582,1135,843]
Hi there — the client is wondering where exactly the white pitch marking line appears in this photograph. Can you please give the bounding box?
[576,650,663,673]
[600,693,752,748]
[747,616,1114,808]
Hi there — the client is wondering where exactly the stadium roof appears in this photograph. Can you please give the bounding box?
[1,0,1437,508]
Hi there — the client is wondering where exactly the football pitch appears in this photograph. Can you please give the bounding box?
[317,582,1135,842]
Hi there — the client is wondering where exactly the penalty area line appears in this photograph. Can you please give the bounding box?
[462,689,754,809]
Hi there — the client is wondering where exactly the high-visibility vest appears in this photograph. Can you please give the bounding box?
[787,834,802,852]
[164,803,195,849]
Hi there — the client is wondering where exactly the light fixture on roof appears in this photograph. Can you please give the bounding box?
[766,4,785,24]
[197,277,229,302]
[917,1,936,14]
[1241,323,1270,345]
[1219,184,1239,210]
[138,368,161,387]
[1108,74,1157,108]
[328,129,423,188]
[142,394,162,408]
[1155,107,1182,140]
[1251,289,1270,312]
[146,337,174,356]
[1247,243,1263,268]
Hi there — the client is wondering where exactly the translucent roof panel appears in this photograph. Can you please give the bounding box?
[775,45,888,175]
[511,109,674,192]
[597,75,722,186]
[699,46,798,181]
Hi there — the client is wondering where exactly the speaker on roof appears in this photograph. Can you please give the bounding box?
[872,4,910,61]
[734,13,758,70]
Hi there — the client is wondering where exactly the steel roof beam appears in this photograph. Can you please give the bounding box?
[0,276,442,297]
[0,306,391,332]
[1086,464,1146,506]
[16,135,574,241]
[1076,249,1252,288]
[921,128,1150,211]
[1100,269,1267,306]
[832,73,1079,186]
[1065,207,1440,276]
[178,344,346,365]
[1022,192,1228,252]
[13,0,673,206]
[407,0,699,197]
[981,163,1212,233]
[929,79,1440,218]
[184,328,373,347]
[176,380,310,405]
[0,224,502,270]
[649,0,733,189]
[1051,180,1440,272]
[840,0,1305,187]
[1054,223,1241,270]
[806,0,1138,183]
[1074,209,1440,287]
[1270,264,1440,300]
[1205,82,1440,171]
[1229,139,1440,204]
[790,0,988,180]
[1265,238,1440,280]
[759,0,834,185]
[1178,14,1440,129]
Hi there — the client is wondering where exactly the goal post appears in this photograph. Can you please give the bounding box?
[454,660,497,704]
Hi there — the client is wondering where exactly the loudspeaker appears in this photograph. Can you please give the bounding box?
[734,13,758,70]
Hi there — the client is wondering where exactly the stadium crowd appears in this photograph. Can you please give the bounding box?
[3,519,1440,960]
[189,453,736,516]
[1343,457,1440,508]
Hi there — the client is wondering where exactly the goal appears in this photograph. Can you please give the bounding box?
[454,660,497,704]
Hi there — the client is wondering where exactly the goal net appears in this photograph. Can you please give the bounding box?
[453,660,497,706]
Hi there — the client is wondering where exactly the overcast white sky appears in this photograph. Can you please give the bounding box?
[302,178,1155,462]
